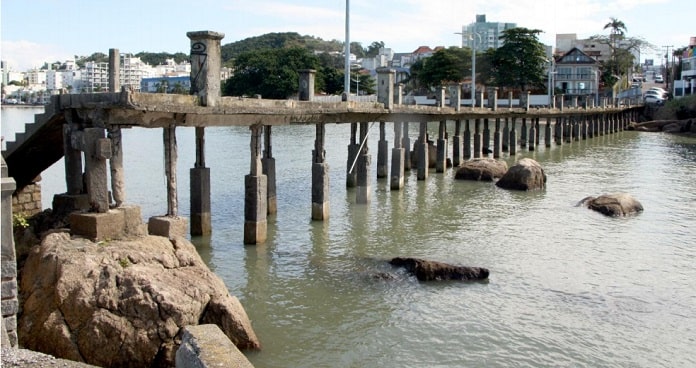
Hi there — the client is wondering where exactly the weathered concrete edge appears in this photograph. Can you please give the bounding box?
[176,324,254,368]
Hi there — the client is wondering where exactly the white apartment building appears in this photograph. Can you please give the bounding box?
[83,61,109,92]
[461,14,517,51]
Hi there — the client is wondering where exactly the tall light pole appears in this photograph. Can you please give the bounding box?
[470,26,481,106]
[592,70,599,106]
[344,0,351,99]
[662,45,672,93]
[547,58,555,107]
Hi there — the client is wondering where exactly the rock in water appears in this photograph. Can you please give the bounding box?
[389,257,489,281]
[18,232,260,368]
[495,158,546,190]
[455,158,508,181]
[579,193,644,216]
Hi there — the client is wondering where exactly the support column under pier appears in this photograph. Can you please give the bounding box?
[149,125,188,238]
[244,125,267,244]
[493,119,502,158]
[520,118,528,148]
[107,126,125,207]
[190,127,212,235]
[63,123,83,195]
[417,122,429,180]
[390,122,405,190]
[402,122,411,171]
[312,124,329,220]
[463,120,472,159]
[473,119,482,158]
[452,120,462,166]
[262,125,277,215]
[502,118,510,152]
[356,122,372,204]
[509,118,517,156]
[482,119,490,154]
[436,120,447,173]
[83,128,110,213]
[377,122,389,178]
[545,118,552,147]
[555,118,564,145]
[346,123,359,187]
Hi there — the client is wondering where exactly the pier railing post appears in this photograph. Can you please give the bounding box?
[187,30,225,107]
[376,68,395,110]
[299,69,316,101]
[488,87,498,111]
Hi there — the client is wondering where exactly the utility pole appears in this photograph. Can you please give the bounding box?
[344,0,351,100]
[663,45,673,93]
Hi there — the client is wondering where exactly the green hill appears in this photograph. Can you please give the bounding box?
[220,32,344,63]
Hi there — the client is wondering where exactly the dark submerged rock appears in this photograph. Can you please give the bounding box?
[389,257,489,281]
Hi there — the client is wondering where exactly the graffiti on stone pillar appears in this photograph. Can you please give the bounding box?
[190,42,207,88]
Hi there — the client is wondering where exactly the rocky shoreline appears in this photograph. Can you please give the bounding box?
[628,118,696,136]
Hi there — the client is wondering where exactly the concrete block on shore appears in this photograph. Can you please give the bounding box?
[176,324,254,368]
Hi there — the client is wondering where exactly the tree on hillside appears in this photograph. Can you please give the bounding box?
[414,47,470,88]
[220,32,343,64]
[490,28,547,92]
[76,53,108,68]
[136,52,188,66]
[222,47,319,99]
[365,41,386,57]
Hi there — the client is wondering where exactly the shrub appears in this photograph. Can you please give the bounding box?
[655,95,696,120]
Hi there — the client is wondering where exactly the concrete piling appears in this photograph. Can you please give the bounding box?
[390,122,405,190]
[356,122,371,204]
[473,119,482,158]
[312,124,330,220]
[416,122,428,180]
[244,125,267,244]
[436,120,447,173]
[377,122,389,178]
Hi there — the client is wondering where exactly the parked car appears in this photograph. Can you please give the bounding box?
[655,75,664,83]
[644,89,666,105]
[648,87,667,96]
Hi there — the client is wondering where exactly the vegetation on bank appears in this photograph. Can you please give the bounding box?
[654,95,696,120]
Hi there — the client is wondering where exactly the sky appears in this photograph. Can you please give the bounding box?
[1,0,693,72]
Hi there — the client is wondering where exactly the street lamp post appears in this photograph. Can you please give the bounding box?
[470,28,481,107]
[547,59,555,107]
[344,0,350,100]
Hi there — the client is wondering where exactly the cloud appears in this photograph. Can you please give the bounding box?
[2,40,73,71]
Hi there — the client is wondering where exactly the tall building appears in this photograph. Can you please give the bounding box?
[83,61,109,92]
[461,14,516,51]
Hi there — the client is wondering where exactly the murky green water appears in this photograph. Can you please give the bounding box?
[4,107,696,367]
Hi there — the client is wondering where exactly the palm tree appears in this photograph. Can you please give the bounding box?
[604,17,627,80]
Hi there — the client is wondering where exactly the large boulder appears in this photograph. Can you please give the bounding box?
[389,257,489,281]
[495,158,546,190]
[455,158,508,181]
[18,232,260,368]
[578,193,644,216]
